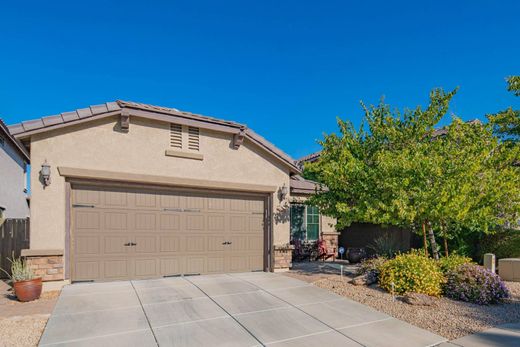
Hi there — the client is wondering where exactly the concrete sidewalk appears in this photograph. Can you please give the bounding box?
[39,272,446,347]
[442,322,520,347]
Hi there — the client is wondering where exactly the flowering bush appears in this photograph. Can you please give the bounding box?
[445,264,510,305]
[438,254,473,274]
[379,250,444,296]
[357,257,387,282]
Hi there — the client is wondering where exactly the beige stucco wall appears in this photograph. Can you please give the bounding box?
[29,116,291,250]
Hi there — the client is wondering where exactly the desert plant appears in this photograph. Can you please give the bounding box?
[357,257,387,282]
[445,264,510,305]
[367,234,400,258]
[1,257,35,283]
[379,250,445,296]
[437,254,473,274]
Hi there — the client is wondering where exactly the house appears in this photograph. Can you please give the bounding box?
[8,101,336,285]
[0,119,29,221]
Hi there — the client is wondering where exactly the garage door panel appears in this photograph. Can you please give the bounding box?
[75,236,100,255]
[74,188,101,205]
[104,212,128,230]
[160,214,180,230]
[135,191,157,208]
[104,189,128,207]
[75,261,100,280]
[160,258,181,276]
[207,215,225,231]
[135,259,157,277]
[249,216,264,232]
[185,257,205,274]
[104,236,129,254]
[230,215,247,231]
[75,211,100,230]
[159,194,181,209]
[248,236,264,251]
[134,236,157,253]
[104,259,129,279]
[185,195,205,210]
[208,197,226,211]
[72,185,265,281]
[207,236,226,251]
[186,215,205,230]
[207,256,225,273]
[135,213,156,230]
[159,236,180,252]
[185,236,206,252]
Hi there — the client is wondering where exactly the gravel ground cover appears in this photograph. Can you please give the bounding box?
[314,276,520,340]
[0,281,60,347]
[0,314,49,347]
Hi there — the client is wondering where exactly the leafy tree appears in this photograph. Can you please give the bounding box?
[306,88,520,260]
[488,76,520,142]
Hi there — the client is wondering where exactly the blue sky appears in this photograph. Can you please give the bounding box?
[1,1,519,159]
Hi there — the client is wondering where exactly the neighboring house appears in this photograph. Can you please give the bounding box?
[0,119,29,221]
[9,101,335,284]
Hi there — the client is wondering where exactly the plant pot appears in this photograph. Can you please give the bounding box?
[347,248,366,264]
[13,278,42,302]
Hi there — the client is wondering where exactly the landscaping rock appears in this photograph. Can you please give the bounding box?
[350,274,376,286]
[402,292,438,306]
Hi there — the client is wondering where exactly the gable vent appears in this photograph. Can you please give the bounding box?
[188,127,200,151]
[170,123,182,149]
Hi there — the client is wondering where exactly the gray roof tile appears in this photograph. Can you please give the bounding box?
[42,114,64,126]
[106,102,120,112]
[61,111,79,122]
[76,108,92,119]
[22,119,44,131]
[90,104,108,115]
[7,123,25,135]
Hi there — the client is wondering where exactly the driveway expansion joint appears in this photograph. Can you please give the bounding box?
[130,280,160,347]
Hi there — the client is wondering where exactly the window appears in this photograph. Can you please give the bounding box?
[0,136,4,147]
[290,204,320,241]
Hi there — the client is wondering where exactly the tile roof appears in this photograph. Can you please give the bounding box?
[7,100,300,173]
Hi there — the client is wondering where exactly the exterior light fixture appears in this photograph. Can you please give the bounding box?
[279,183,288,201]
[41,160,51,187]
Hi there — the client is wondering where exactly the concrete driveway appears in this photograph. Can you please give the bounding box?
[39,272,446,347]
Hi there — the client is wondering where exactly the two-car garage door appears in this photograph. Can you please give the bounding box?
[71,184,266,281]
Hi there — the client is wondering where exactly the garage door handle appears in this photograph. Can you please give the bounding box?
[163,208,182,212]
[124,242,132,246]
[222,241,232,245]
[73,204,95,208]
[183,208,201,213]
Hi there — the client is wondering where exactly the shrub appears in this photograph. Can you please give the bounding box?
[1,257,35,283]
[438,254,473,274]
[367,234,400,258]
[379,250,444,296]
[357,257,387,282]
[445,264,510,305]
[481,229,520,260]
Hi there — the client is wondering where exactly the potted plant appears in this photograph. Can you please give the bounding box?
[1,257,42,302]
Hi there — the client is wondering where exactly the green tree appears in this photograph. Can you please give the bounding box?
[306,88,520,260]
[488,76,520,142]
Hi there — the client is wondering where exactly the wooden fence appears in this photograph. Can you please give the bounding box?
[0,218,30,278]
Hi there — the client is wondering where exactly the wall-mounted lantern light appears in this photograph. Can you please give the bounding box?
[41,160,51,188]
[278,183,288,201]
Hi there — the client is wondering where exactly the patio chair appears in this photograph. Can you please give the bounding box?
[317,239,336,262]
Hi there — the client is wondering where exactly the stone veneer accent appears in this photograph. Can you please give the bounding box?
[21,249,64,281]
[274,244,295,271]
